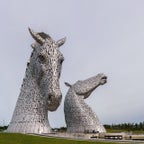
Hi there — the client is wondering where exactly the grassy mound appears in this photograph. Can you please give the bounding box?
[0,133,116,144]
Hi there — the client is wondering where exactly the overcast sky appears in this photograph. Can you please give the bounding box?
[0,0,144,128]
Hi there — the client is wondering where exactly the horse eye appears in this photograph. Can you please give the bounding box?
[38,55,46,63]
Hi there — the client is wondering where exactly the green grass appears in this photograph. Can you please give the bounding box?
[0,133,117,144]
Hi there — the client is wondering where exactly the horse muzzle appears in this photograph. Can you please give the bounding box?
[47,93,62,111]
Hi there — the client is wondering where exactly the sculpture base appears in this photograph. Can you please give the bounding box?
[7,122,51,134]
[67,124,106,133]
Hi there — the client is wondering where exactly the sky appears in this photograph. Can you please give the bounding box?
[0,0,144,128]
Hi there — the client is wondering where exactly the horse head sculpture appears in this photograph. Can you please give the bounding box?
[7,28,66,133]
[29,28,66,111]
[65,73,107,99]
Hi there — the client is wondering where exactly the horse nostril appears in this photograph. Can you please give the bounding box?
[102,76,107,80]
[48,94,52,101]
[59,94,62,100]
[60,94,62,98]
[48,93,62,100]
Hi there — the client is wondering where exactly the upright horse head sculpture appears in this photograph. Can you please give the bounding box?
[29,28,65,111]
[7,28,66,133]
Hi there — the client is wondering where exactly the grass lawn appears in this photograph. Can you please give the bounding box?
[0,133,118,144]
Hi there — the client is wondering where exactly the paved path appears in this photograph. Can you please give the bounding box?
[29,133,144,144]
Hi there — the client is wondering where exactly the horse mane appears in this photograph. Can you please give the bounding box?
[38,32,51,39]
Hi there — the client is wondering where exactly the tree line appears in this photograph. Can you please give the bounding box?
[0,126,8,132]
[104,122,144,131]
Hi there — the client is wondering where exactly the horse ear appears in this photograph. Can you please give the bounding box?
[64,82,71,87]
[57,37,66,47]
[28,28,45,45]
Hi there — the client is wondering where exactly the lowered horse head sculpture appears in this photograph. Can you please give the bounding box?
[65,73,107,99]
[64,73,107,133]
[7,28,66,133]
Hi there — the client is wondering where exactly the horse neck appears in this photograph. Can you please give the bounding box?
[15,64,45,113]
[66,88,85,106]
[21,65,39,96]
